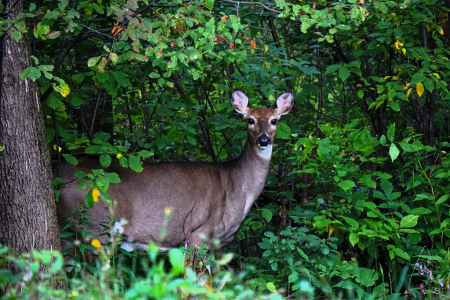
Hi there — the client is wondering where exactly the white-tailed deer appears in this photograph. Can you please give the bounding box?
[57,89,293,251]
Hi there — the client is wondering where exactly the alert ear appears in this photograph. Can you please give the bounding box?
[231,89,250,116]
[275,90,294,116]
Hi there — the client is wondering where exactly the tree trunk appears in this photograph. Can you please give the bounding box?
[0,0,65,289]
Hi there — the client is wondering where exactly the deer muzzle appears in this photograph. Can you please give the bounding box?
[257,135,271,149]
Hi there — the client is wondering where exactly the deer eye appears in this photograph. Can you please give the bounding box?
[271,119,278,125]
[247,118,255,125]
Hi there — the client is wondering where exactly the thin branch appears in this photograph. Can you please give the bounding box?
[218,0,281,14]
[80,24,114,39]
[146,0,191,7]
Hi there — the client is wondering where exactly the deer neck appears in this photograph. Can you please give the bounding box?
[229,138,273,214]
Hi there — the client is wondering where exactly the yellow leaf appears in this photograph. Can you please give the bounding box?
[403,83,411,90]
[116,153,123,159]
[406,87,412,98]
[328,225,335,238]
[343,260,348,264]
[439,27,444,35]
[416,83,424,97]
[356,83,363,87]
[395,41,399,49]
[91,239,101,248]
[391,13,396,17]
[392,76,398,80]
[60,83,70,98]
[402,48,406,55]
[92,188,100,203]
[351,257,356,262]
[433,73,441,79]
[384,76,391,80]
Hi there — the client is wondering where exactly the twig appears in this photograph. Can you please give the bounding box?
[146,0,191,7]
[218,0,281,14]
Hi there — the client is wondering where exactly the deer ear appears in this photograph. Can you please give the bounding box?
[231,89,250,116]
[275,90,294,116]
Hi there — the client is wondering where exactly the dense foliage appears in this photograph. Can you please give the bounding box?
[2,0,450,298]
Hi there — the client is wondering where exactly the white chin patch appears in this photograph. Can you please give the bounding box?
[257,144,273,160]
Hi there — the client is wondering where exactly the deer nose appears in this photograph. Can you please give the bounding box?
[257,135,271,147]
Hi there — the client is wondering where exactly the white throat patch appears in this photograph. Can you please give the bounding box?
[257,144,273,160]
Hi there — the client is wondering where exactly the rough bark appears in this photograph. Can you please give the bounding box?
[0,0,65,289]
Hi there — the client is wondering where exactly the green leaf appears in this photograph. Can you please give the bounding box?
[104,172,120,184]
[261,209,273,222]
[393,248,410,261]
[62,154,78,165]
[73,73,85,83]
[338,180,355,192]
[410,207,432,215]
[129,155,143,173]
[349,233,359,247]
[99,154,111,168]
[96,71,109,83]
[20,67,41,81]
[276,123,291,139]
[288,272,299,283]
[50,253,63,273]
[387,123,395,142]
[297,248,309,261]
[11,30,22,42]
[73,171,86,179]
[380,135,386,145]
[389,143,400,162]
[436,195,449,205]
[410,72,425,84]
[399,140,423,152]
[204,0,215,9]
[400,215,418,228]
[357,90,364,99]
[186,135,196,145]
[339,66,350,81]
[169,248,184,275]
[84,189,95,208]
[380,179,393,196]
[440,218,450,229]
[343,217,359,229]
[156,138,165,150]
[138,150,154,158]
[119,157,129,168]
[266,282,277,293]
[325,64,341,75]
[364,179,376,189]
[46,95,64,110]
[389,102,400,111]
